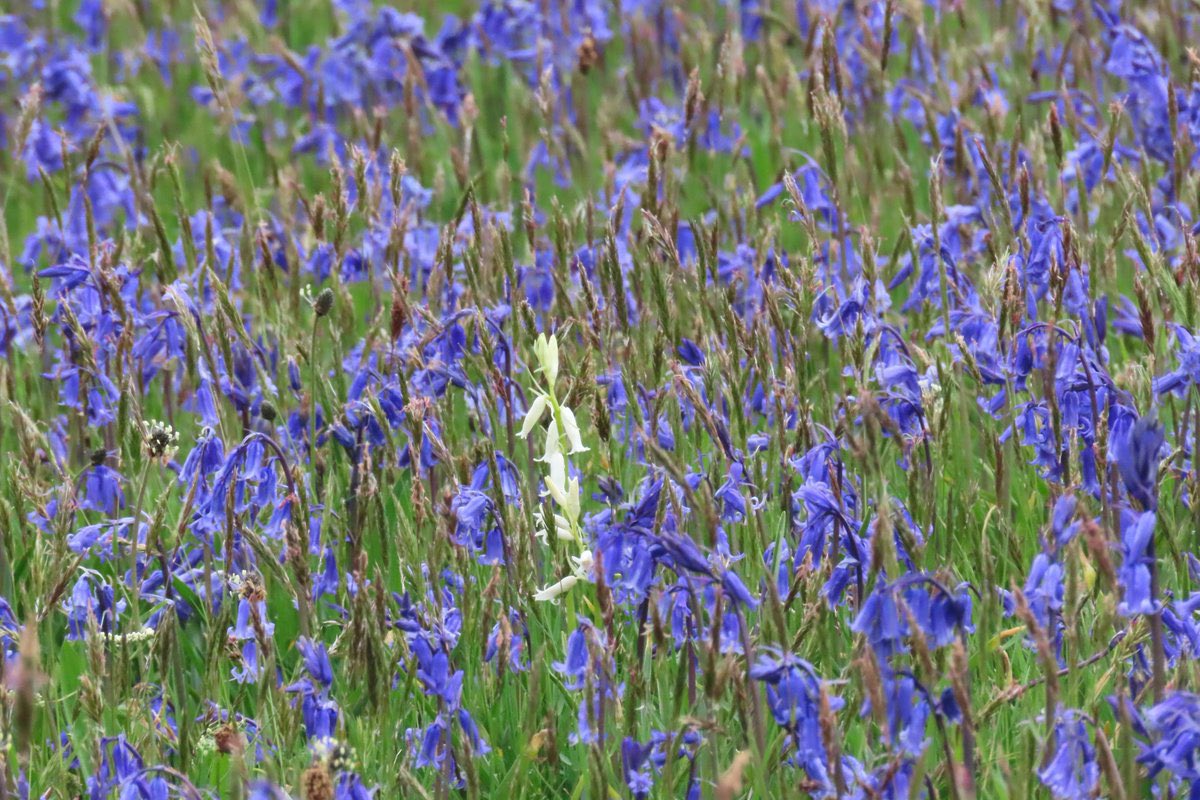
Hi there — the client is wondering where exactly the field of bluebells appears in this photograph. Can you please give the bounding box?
[13,0,1200,797]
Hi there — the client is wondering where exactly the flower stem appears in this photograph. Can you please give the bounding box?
[126,456,152,632]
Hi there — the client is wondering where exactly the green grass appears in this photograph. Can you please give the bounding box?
[1,0,1198,798]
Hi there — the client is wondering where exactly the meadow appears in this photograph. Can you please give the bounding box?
[1,0,1199,797]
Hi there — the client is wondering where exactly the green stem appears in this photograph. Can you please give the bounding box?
[126,457,153,631]
[309,317,322,458]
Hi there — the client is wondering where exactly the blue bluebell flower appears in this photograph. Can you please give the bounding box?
[750,649,843,784]
[1038,710,1099,799]
[228,593,275,684]
[1155,326,1200,397]
[1117,509,1158,616]
[1116,412,1164,510]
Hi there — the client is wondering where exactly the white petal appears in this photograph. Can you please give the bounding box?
[546,475,570,511]
[538,426,561,463]
[560,406,589,454]
[563,476,581,521]
[533,574,578,603]
[518,393,549,439]
[545,336,559,385]
[553,514,575,541]
[534,333,559,387]
[548,452,566,490]
[572,549,594,575]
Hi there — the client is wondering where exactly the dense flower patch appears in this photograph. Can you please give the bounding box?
[3,0,1200,797]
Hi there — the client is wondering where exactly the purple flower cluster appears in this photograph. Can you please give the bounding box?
[7,0,1200,796]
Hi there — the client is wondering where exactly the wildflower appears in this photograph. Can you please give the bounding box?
[621,737,655,799]
[1117,509,1158,616]
[1154,326,1200,397]
[285,638,338,739]
[178,427,225,487]
[559,405,588,455]
[484,610,528,673]
[86,736,168,799]
[518,393,549,438]
[852,584,908,657]
[520,333,595,602]
[676,338,705,366]
[1038,711,1099,800]
[652,533,712,577]
[550,620,597,692]
[533,332,559,386]
[247,781,293,800]
[544,463,582,528]
[1000,553,1064,635]
[714,462,755,523]
[1115,412,1164,510]
[905,580,974,649]
[858,673,932,756]
[854,578,972,656]
[750,649,842,782]
[228,592,275,684]
[720,568,758,609]
[451,487,505,564]
[1140,691,1200,786]
[552,618,621,744]
[81,457,124,513]
[65,574,124,640]
[405,634,490,784]
[1097,10,1173,163]
[533,574,579,604]
[143,419,179,460]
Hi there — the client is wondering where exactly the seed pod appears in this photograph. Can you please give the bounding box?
[1048,104,1064,169]
[214,723,245,756]
[592,385,611,443]
[1132,272,1156,350]
[31,273,46,345]
[577,32,598,74]
[302,764,335,800]
[314,287,334,318]
[13,83,43,158]
[13,620,41,767]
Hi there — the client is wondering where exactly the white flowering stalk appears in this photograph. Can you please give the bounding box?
[520,333,592,603]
